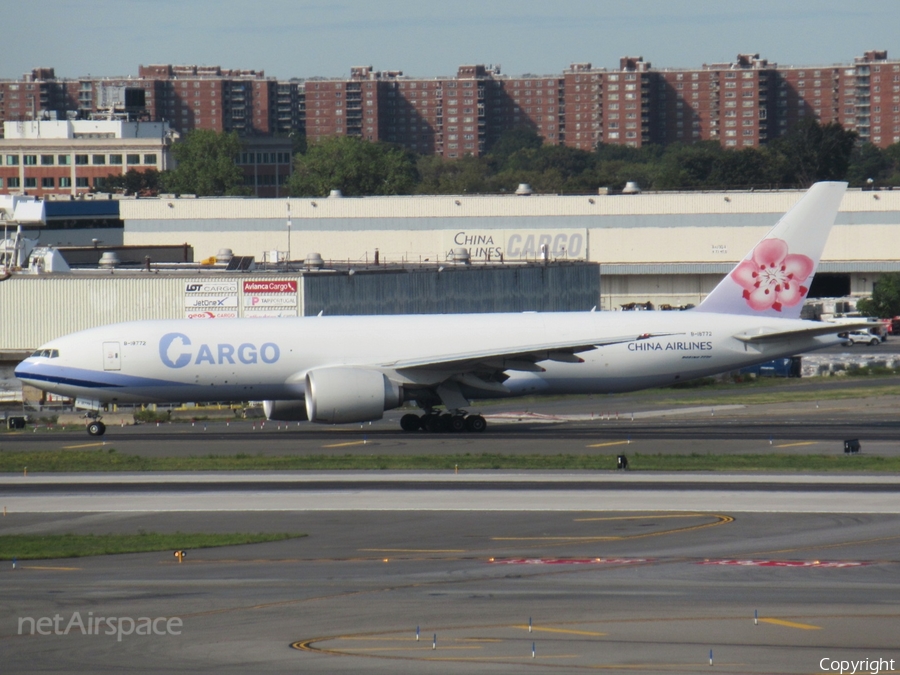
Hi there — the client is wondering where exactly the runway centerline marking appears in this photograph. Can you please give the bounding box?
[772,441,817,448]
[759,618,822,630]
[586,440,630,448]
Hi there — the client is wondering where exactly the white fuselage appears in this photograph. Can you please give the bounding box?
[15,311,837,406]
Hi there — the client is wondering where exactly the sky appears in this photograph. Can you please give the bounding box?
[7,0,900,80]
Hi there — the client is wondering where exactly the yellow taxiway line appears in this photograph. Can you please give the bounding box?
[759,618,822,630]
[772,441,817,448]
[517,625,607,636]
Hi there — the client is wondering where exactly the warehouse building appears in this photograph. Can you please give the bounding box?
[117,186,900,310]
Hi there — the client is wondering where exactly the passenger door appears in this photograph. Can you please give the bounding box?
[102,342,121,371]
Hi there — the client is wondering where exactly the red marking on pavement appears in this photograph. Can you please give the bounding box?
[698,559,871,568]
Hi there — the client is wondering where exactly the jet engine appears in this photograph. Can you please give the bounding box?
[263,399,308,421]
[305,367,402,424]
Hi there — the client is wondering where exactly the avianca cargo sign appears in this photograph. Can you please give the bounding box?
[243,281,297,293]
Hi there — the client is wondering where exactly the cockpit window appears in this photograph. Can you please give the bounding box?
[30,349,59,358]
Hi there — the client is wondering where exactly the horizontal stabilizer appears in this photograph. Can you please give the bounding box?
[734,322,874,344]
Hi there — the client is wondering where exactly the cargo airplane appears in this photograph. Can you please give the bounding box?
[16,182,863,435]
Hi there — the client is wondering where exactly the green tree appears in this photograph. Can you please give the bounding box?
[769,119,858,187]
[846,143,891,187]
[102,168,161,195]
[707,147,779,189]
[288,136,417,197]
[160,130,247,196]
[415,154,492,194]
[486,127,543,166]
[652,142,724,189]
[877,142,900,187]
[492,145,598,193]
[856,273,900,318]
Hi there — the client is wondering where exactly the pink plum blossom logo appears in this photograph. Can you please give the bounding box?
[731,238,814,312]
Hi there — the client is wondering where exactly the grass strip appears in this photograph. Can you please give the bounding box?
[0,449,897,472]
[639,385,900,407]
[489,384,900,409]
[0,532,305,561]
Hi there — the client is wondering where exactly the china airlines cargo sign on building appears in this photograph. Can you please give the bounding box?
[242,280,298,318]
[445,230,588,261]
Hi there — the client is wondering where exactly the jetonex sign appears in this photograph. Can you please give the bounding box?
[159,332,280,369]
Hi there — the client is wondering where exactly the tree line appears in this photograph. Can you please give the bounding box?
[103,120,900,199]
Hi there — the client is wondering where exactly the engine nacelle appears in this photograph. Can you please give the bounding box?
[305,367,401,424]
[263,399,308,422]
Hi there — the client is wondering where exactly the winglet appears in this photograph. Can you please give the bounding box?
[694,181,847,318]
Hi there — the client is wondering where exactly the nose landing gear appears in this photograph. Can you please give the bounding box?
[85,412,106,436]
[86,420,106,436]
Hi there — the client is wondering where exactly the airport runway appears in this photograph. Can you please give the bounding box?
[2,387,900,673]
[2,472,900,674]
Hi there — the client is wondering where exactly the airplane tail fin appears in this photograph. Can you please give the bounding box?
[694,181,847,318]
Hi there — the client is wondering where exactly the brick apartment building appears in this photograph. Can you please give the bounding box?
[295,50,900,154]
[0,50,898,179]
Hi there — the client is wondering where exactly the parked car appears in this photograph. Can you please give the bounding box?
[842,330,881,346]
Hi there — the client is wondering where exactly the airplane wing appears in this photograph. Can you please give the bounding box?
[384,332,681,374]
[733,322,875,344]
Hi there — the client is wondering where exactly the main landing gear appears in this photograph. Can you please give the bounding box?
[399,411,487,433]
